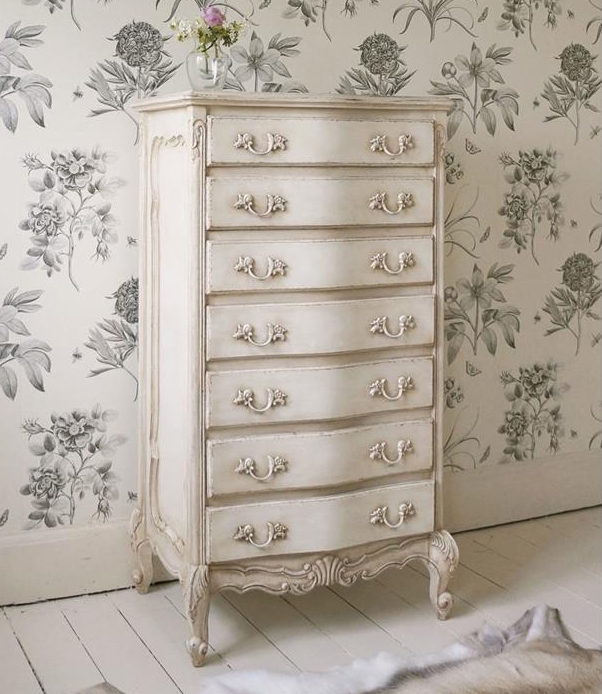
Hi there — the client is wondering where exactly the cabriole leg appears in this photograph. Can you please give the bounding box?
[426,530,459,620]
[183,564,211,667]
[130,508,154,594]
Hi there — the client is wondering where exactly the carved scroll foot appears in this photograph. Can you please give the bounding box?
[183,564,211,667]
[426,530,459,620]
[130,508,154,594]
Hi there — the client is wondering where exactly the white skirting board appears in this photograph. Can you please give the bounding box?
[444,449,602,532]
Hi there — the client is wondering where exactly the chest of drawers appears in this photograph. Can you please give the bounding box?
[131,92,458,666]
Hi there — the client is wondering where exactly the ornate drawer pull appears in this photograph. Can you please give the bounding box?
[370,251,415,275]
[368,375,414,401]
[370,134,414,156]
[234,256,287,280]
[235,455,288,481]
[369,192,414,215]
[234,193,287,217]
[369,439,413,465]
[233,323,288,346]
[234,132,288,155]
[233,521,288,547]
[370,315,415,338]
[233,387,288,413]
[370,502,415,529]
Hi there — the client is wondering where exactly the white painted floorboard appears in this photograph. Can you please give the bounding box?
[2,507,601,694]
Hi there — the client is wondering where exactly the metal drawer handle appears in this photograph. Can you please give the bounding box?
[370,315,416,338]
[370,134,414,156]
[368,375,414,401]
[233,323,288,346]
[234,256,287,280]
[370,502,415,529]
[233,521,288,547]
[235,455,288,481]
[369,439,413,465]
[370,251,415,275]
[369,191,414,215]
[233,387,288,413]
[234,132,288,155]
[234,193,287,217]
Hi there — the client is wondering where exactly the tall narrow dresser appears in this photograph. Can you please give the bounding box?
[131,92,458,666]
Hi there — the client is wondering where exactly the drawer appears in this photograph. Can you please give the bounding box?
[206,357,433,427]
[207,295,435,359]
[206,237,433,293]
[206,176,433,229]
[207,419,433,497]
[207,116,435,166]
[207,480,434,562]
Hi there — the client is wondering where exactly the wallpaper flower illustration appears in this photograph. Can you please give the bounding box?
[497,0,562,50]
[281,0,377,41]
[393,0,478,42]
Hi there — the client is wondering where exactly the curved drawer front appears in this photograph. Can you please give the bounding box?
[208,480,434,562]
[208,116,435,166]
[207,237,433,293]
[207,419,433,497]
[206,357,433,427]
[207,295,434,359]
[206,177,433,229]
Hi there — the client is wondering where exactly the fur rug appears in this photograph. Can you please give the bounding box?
[78,606,601,694]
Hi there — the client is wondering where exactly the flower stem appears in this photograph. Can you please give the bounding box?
[67,232,80,292]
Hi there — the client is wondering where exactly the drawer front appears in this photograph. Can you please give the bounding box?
[207,295,435,360]
[207,419,433,497]
[206,177,433,229]
[206,357,433,427]
[207,116,435,166]
[208,480,434,562]
[207,237,433,293]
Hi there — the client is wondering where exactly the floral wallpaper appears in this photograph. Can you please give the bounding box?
[0,0,600,538]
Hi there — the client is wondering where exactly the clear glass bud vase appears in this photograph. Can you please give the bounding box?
[186,48,227,91]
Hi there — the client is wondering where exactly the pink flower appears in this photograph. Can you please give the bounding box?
[201,6,226,27]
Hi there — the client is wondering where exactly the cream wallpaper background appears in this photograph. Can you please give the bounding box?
[0,0,600,541]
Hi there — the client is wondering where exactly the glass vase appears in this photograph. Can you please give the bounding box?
[186,49,227,91]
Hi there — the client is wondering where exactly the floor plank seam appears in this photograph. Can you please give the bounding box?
[3,607,48,694]
[60,607,107,684]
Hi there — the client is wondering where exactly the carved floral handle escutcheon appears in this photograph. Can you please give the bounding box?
[234,132,288,155]
[233,387,288,413]
[370,315,416,339]
[234,193,287,217]
[370,251,415,275]
[233,521,288,547]
[369,191,414,215]
[368,375,414,401]
[369,439,413,465]
[369,134,414,156]
[233,323,288,346]
[235,455,288,481]
[234,256,287,280]
[369,502,415,529]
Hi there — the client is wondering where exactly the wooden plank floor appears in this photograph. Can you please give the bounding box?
[2,507,600,694]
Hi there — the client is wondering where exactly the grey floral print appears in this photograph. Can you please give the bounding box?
[444,263,520,363]
[498,0,562,50]
[21,0,87,30]
[445,185,480,257]
[336,34,414,96]
[393,0,477,42]
[444,377,464,408]
[444,150,465,184]
[542,252,601,354]
[590,197,602,251]
[157,0,250,23]
[430,43,519,139]
[587,0,602,43]
[281,0,378,41]
[0,22,52,132]
[444,407,486,471]
[0,287,51,400]
[590,403,602,448]
[0,509,8,527]
[85,277,139,400]
[499,362,566,459]
[541,43,601,144]
[498,148,568,264]
[19,149,125,290]
[20,405,125,527]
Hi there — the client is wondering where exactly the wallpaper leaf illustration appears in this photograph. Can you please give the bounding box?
[20,405,126,527]
[586,0,602,43]
[498,148,568,265]
[0,287,51,400]
[444,377,465,408]
[590,404,602,448]
[336,33,414,96]
[430,43,519,140]
[156,0,253,24]
[282,0,377,41]
[0,22,52,132]
[499,362,567,460]
[22,0,85,30]
[444,263,520,363]
[444,150,465,184]
[443,407,481,471]
[86,21,180,143]
[19,149,125,291]
[590,196,602,251]
[497,0,562,50]
[0,508,8,527]
[393,0,477,42]
[541,43,601,144]
[542,252,601,354]
[85,277,139,400]
[444,185,480,258]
